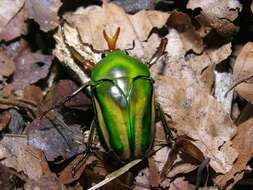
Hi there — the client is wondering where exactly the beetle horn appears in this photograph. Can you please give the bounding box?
[103,27,120,51]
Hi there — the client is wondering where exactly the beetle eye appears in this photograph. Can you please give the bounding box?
[101,53,106,58]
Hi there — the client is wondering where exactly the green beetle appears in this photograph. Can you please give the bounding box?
[91,50,155,161]
[54,26,168,162]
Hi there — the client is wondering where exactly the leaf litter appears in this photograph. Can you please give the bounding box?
[1,0,253,189]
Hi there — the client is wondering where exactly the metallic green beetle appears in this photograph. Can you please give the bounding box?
[58,26,168,162]
[90,50,155,161]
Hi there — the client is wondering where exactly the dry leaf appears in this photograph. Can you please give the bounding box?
[151,43,232,92]
[0,135,48,180]
[26,0,62,32]
[148,157,160,187]
[0,50,16,77]
[155,75,237,174]
[59,154,97,184]
[54,3,170,83]
[215,117,253,189]
[0,111,11,131]
[23,85,43,104]
[0,0,27,41]
[187,0,241,36]
[169,177,194,190]
[166,12,203,54]
[11,49,53,91]
[26,117,85,161]
[233,42,253,104]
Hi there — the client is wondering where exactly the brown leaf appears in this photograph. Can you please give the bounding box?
[0,50,16,77]
[166,12,203,54]
[0,111,11,131]
[11,49,53,90]
[46,80,91,110]
[187,0,241,36]
[155,75,237,174]
[148,157,160,187]
[151,38,231,92]
[233,42,253,104]
[215,117,253,189]
[26,117,85,161]
[0,163,20,190]
[54,3,170,83]
[26,0,62,32]
[59,154,97,184]
[0,135,49,180]
[0,0,27,41]
[23,85,43,104]
[24,175,67,190]
[169,177,194,190]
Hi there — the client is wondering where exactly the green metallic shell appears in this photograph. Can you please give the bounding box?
[91,50,155,161]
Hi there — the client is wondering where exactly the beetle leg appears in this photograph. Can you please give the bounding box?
[41,82,90,117]
[71,118,96,176]
[147,38,168,68]
[156,103,173,143]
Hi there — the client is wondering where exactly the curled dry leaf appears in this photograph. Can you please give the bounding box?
[0,0,27,41]
[166,12,203,54]
[187,0,241,36]
[233,42,253,104]
[26,0,62,32]
[26,117,85,161]
[10,49,53,91]
[54,3,170,83]
[0,135,49,180]
[215,117,253,189]
[155,75,237,174]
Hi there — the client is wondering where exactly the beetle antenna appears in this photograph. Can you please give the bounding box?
[103,27,120,51]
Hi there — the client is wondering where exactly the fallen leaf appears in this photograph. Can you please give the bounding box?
[233,42,253,104]
[166,12,203,54]
[215,117,253,189]
[26,117,85,161]
[155,75,237,174]
[187,0,241,36]
[24,175,66,190]
[11,49,53,90]
[59,154,97,184]
[0,50,16,77]
[46,80,91,110]
[0,163,21,190]
[0,135,48,180]
[169,177,194,190]
[148,157,160,187]
[26,0,62,32]
[54,3,170,83]
[0,111,11,131]
[0,0,27,41]
[151,42,232,92]
[23,85,43,104]
[8,109,25,134]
